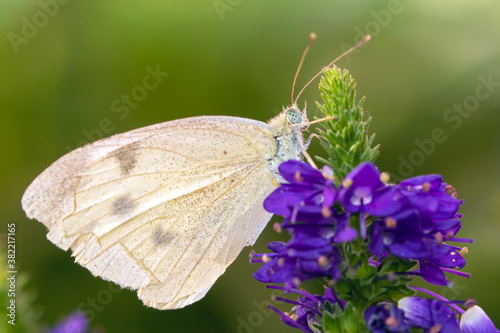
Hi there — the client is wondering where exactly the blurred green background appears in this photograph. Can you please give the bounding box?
[1,1,500,332]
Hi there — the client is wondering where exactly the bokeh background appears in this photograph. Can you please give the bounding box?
[2,1,500,332]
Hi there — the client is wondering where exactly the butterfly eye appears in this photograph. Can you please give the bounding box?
[286,108,303,125]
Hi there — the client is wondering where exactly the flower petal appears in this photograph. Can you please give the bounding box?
[365,187,405,216]
[398,297,459,332]
[460,305,499,333]
[419,261,448,286]
[399,174,443,188]
[278,160,324,184]
[398,297,432,328]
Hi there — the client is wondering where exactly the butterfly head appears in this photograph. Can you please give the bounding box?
[285,104,309,132]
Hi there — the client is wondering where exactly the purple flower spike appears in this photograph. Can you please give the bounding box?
[398,297,460,332]
[460,305,500,333]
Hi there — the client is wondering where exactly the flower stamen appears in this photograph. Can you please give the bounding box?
[277,258,285,267]
[464,298,476,308]
[435,232,443,243]
[321,205,332,218]
[380,172,390,184]
[318,256,329,268]
[294,170,303,182]
[342,178,353,189]
[430,323,442,333]
[385,217,397,228]
[445,184,458,199]
[385,316,398,328]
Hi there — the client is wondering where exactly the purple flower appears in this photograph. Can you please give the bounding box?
[339,162,404,237]
[264,160,337,223]
[268,286,339,333]
[339,163,397,214]
[369,209,466,286]
[254,160,355,285]
[46,312,89,333]
[398,175,463,220]
[251,224,342,285]
[398,297,460,333]
[364,303,410,332]
[460,305,499,333]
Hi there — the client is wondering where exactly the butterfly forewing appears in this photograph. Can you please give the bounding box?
[22,116,278,309]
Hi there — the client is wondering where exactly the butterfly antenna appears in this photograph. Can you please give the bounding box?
[291,32,317,105]
[294,35,371,105]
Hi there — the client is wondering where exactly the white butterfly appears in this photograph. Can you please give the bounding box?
[21,34,369,310]
[22,107,309,309]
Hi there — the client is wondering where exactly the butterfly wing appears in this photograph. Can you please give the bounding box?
[22,116,278,309]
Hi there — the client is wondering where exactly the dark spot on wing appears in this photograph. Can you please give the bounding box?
[152,225,173,246]
[113,195,136,215]
[223,150,228,155]
[114,146,138,176]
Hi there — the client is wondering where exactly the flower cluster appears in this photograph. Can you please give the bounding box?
[250,160,349,286]
[251,160,496,332]
[252,160,467,288]
[369,172,467,286]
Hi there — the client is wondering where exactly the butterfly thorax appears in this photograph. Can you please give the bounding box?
[266,106,306,179]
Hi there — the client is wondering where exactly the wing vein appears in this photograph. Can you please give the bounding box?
[142,161,263,266]
[66,160,261,233]
[157,164,266,302]
[74,156,260,196]
[190,166,266,296]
